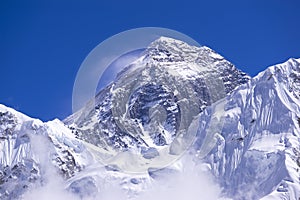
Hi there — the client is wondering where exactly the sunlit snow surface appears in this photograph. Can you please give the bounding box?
[0,37,299,200]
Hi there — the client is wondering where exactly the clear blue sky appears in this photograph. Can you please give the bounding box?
[0,0,299,121]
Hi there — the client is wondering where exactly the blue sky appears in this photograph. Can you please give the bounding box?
[0,0,300,121]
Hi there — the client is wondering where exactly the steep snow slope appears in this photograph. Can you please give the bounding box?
[195,58,300,199]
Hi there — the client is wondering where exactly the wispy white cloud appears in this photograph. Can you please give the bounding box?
[136,157,221,200]
[22,139,221,200]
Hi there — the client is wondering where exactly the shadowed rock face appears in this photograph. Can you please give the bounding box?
[128,83,180,146]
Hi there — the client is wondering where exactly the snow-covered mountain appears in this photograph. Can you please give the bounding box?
[0,37,299,200]
[194,58,300,199]
[64,37,249,172]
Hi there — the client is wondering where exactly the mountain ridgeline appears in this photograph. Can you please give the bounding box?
[0,37,299,199]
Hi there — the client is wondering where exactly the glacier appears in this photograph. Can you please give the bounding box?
[0,37,299,200]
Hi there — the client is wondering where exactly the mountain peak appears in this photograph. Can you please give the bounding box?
[250,58,300,100]
[65,36,250,175]
[149,36,201,49]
